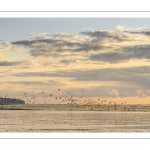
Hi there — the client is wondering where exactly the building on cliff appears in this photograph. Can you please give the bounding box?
[0,98,25,105]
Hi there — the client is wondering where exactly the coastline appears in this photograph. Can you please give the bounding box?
[1,104,150,112]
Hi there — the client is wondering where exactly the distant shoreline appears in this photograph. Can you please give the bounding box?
[1,104,150,112]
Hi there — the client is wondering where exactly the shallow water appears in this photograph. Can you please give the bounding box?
[1,110,150,132]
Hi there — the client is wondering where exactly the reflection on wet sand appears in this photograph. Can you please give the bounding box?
[1,105,150,132]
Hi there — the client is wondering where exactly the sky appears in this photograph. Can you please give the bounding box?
[1,18,150,104]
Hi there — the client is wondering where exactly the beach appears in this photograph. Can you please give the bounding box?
[1,104,150,132]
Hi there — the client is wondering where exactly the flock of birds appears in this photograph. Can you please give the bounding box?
[0,89,143,111]
[1,89,150,133]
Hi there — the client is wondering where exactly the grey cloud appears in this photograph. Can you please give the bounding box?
[89,52,124,63]
[127,30,150,36]
[89,44,150,63]
[0,80,65,86]
[143,31,150,36]
[13,39,82,57]
[74,43,106,52]
[12,39,80,47]
[11,39,59,46]
[81,31,109,38]
[10,29,150,62]
[12,66,150,87]
[123,45,150,59]
[0,60,34,67]
[10,66,150,98]
[81,31,131,42]
[0,61,22,66]
[57,41,81,47]
[12,66,150,78]
[60,59,76,65]
[30,49,49,57]
[11,30,126,59]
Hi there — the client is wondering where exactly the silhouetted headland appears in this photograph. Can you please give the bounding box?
[0,97,25,105]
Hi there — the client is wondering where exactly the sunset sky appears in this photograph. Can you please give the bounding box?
[1,18,150,104]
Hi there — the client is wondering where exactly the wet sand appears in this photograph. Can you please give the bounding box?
[1,110,150,132]
[1,104,150,132]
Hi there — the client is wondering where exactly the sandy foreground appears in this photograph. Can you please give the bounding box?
[1,104,150,132]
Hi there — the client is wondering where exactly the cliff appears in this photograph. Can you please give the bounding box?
[0,98,25,105]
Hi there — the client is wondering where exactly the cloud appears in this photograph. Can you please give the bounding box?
[89,44,150,63]
[0,54,3,58]
[81,31,110,38]
[123,45,150,59]
[0,60,34,67]
[11,66,150,87]
[81,30,132,42]
[60,59,77,65]
[0,80,65,86]
[0,61,22,66]
[2,26,150,99]
[9,26,150,63]
[11,39,58,46]
[24,32,50,40]
[74,43,107,52]
[3,65,150,98]
[143,31,150,36]
[89,52,123,63]
[127,30,150,36]
[0,42,13,51]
